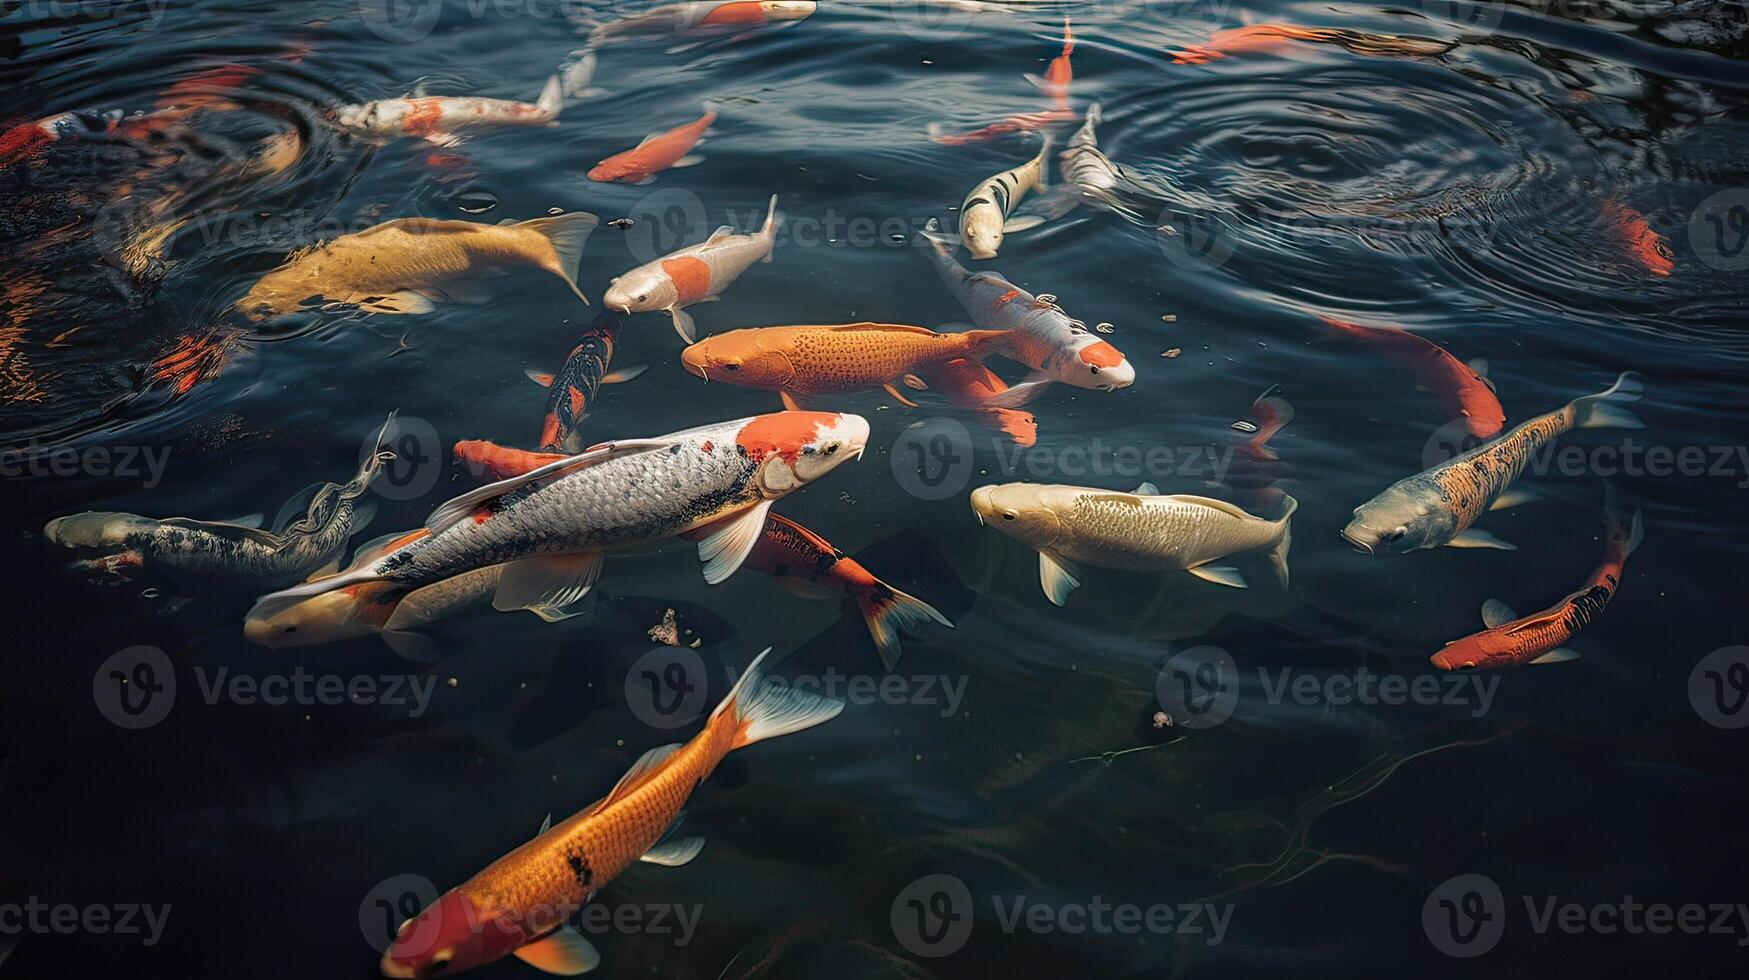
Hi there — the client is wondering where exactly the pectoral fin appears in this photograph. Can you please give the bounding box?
[696,500,772,585]
[1002,214,1047,233]
[883,383,920,408]
[354,290,437,316]
[779,390,812,412]
[1186,564,1248,588]
[525,369,557,387]
[982,374,1053,409]
[1038,551,1082,606]
[1529,648,1581,665]
[639,836,705,867]
[1489,488,1539,511]
[603,365,648,384]
[514,926,601,975]
[492,552,606,613]
[670,307,697,343]
[1447,529,1516,550]
[1480,599,1518,628]
[671,154,706,168]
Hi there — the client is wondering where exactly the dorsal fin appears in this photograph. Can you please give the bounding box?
[584,743,682,816]
[703,225,735,244]
[1162,493,1257,520]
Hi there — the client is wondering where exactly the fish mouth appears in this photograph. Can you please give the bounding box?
[1340,527,1375,555]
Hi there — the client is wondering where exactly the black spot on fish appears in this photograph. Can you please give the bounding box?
[567,853,594,887]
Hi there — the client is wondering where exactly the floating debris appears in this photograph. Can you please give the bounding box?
[1094,322,1114,333]
[1162,348,1181,359]
[1153,711,1173,729]
[1161,314,1178,323]
[1231,419,1259,433]
[608,217,634,230]
[455,188,497,214]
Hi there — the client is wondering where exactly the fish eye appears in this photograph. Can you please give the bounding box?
[1388,527,1408,542]
[636,294,647,303]
[430,953,452,973]
[724,363,740,372]
[1089,365,1100,375]
[1002,512,1017,521]
[825,443,838,455]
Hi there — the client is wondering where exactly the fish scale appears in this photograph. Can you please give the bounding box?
[1061,494,1281,568]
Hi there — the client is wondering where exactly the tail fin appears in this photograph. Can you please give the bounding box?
[712,648,844,750]
[1569,371,1644,431]
[1602,482,1645,560]
[1267,494,1297,590]
[760,194,781,260]
[519,213,599,305]
[1248,385,1294,457]
[854,582,954,671]
[536,75,564,117]
[561,50,605,100]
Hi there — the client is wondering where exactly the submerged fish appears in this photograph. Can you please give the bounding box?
[588,103,716,184]
[680,322,1009,410]
[604,195,779,341]
[958,134,1052,259]
[236,213,597,320]
[379,647,841,979]
[1222,386,1296,510]
[1344,372,1643,554]
[919,220,1133,406]
[926,17,1076,144]
[583,1,817,44]
[248,412,870,629]
[336,77,564,147]
[1169,23,1451,64]
[712,513,952,669]
[914,356,1039,447]
[1431,484,1642,671]
[971,482,1296,605]
[1601,199,1674,278]
[525,312,647,452]
[1319,315,1505,441]
[47,415,394,589]
[1028,17,1075,109]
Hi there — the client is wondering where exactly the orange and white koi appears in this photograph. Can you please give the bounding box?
[587,103,716,184]
[380,647,840,978]
[1319,315,1505,441]
[584,1,817,44]
[603,195,778,341]
[336,77,564,147]
[1432,484,1641,670]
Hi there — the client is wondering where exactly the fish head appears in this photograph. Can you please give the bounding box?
[737,412,869,497]
[960,205,1004,260]
[970,483,1068,549]
[334,102,378,131]
[44,512,154,553]
[244,590,376,649]
[760,1,818,20]
[1342,484,1451,555]
[602,268,675,314]
[380,892,523,979]
[1076,338,1134,391]
[680,336,793,387]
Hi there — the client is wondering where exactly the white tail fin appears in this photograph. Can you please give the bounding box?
[519,213,599,305]
[535,75,563,118]
[761,194,781,256]
[712,648,844,750]
[854,582,954,671]
[1033,132,1053,190]
[1267,494,1298,590]
[1569,371,1644,430]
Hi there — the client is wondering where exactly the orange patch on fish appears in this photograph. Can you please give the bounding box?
[1603,200,1674,277]
[1079,341,1125,368]
[701,1,770,25]
[661,256,715,304]
[735,412,834,462]
[401,99,446,137]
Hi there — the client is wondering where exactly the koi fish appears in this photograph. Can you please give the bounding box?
[604,195,778,342]
[1027,17,1075,109]
[380,646,841,978]
[679,322,1010,409]
[697,513,952,669]
[47,415,394,589]
[524,312,648,452]
[248,412,870,629]
[0,110,117,164]
[1221,386,1295,510]
[587,103,716,184]
[1344,373,1643,554]
[958,134,1052,259]
[1319,315,1505,441]
[1431,484,1641,671]
[147,327,246,396]
[927,108,1076,147]
[336,77,564,147]
[583,1,817,44]
[919,219,1133,405]
[1169,24,1340,65]
[453,441,568,483]
[913,356,1038,447]
[1045,102,1168,223]
[971,482,1296,605]
[236,213,597,320]
[1601,199,1674,277]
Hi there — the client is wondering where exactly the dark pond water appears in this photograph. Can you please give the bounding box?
[3,1,1748,977]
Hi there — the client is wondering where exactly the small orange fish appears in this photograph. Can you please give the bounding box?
[380,648,842,978]
[588,104,716,183]
[1223,386,1296,511]
[914,356,1038,447]
[147,328,245,396]
[1601,199,1674,277]
[679,322,1010,410]
[1029,17,1074,110]
[1169,24,1336,65]
[1319,315,1505,441]
[928,109,1076,146]
[1432,485,1641,670]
